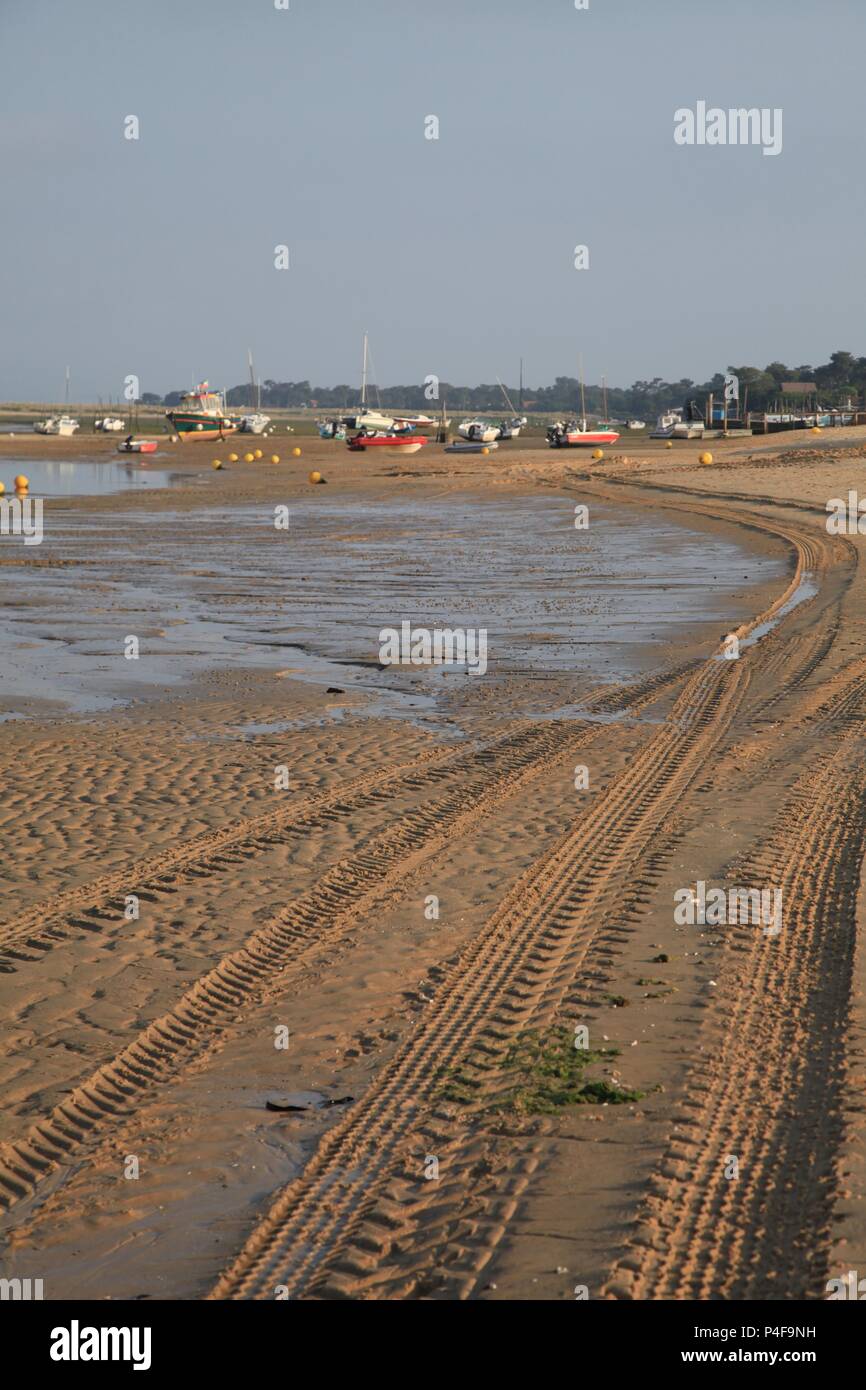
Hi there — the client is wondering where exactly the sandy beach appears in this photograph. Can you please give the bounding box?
[2,427,866,1301]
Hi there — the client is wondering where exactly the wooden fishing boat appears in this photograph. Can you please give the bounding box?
[166,383,238,440]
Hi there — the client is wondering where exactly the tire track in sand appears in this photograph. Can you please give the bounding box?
[0,739,479,973]
[209,651,750,1299]
[603,681,866,1300]
[0,708,640,1216]
[0,665,686,977]
[207,512,838,1299]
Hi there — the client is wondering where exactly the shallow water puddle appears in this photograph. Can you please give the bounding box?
[0,493,786,719]
[0,459,176,496]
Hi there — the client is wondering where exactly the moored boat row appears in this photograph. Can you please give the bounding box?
[26,346,675,458]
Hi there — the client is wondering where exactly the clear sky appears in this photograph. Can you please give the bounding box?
[2,0,865,401]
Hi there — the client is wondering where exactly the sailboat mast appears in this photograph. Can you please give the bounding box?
[602,374,608,423]
[579,355,587,423]
[360,332,368,408]
[497,377,517,415]
[519,357,523,413]
[248,349,256,410]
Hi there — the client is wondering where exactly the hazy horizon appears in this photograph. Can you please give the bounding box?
[2,0,865,402]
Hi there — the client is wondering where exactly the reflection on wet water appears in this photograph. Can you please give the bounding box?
[0,494,785,718]
[0,459,175,495]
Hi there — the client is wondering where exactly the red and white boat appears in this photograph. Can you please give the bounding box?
[548,358,620,448]
[348,431,427,455]
[547,419,620,448]
[117,438,159,454]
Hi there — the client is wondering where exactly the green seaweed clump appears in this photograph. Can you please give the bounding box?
[439,1026,644,1116]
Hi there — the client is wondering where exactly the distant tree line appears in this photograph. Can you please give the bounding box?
[158,351,866,415]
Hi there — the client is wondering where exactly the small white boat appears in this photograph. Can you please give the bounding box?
[458,419,499,443]
[650,410,678,438]
[392,411,438,430]
[626,419,646,430]
[238,412,271,435]
[34,415,80,436]
[444,440,499,454]
[342,334,396,434]
[318,418,347,440]
[342,407,396,432]
[651,408,703,439]
[95,417,125,432]
[495,416,527,440]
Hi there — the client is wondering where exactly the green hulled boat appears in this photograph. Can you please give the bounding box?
[166,383,239,440]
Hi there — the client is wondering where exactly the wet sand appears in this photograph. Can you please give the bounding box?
[1,426,866,1301]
